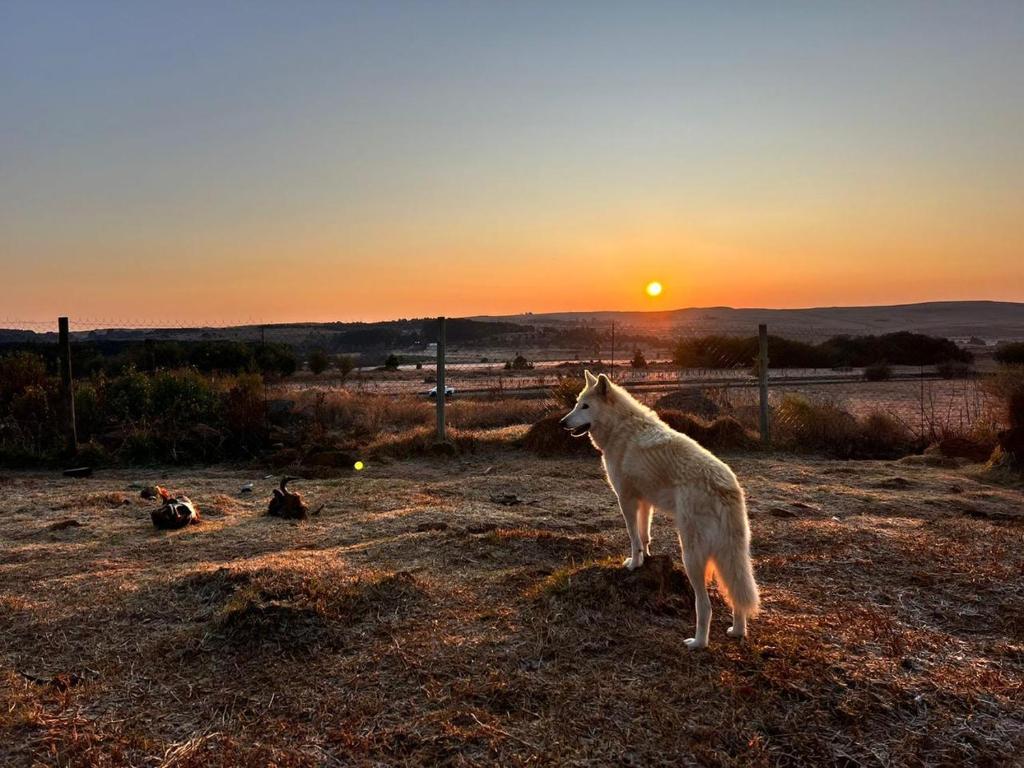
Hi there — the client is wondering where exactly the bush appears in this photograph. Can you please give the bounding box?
[773,395,920,459]
[335,355,356,381]
[863,363,892,381]
[506,353,533,371]
[936,360,973,379]
[550,376,582,409]
[0,351,48,403]
[150,369,219,431]
[74,381,102,441]
[308,349,330,375]
[106,369,152,423]
[384,354,400,371]
[994,342,1024,366]
[222,374,266,450]
[858,412,917,459]
[773,395,861,458]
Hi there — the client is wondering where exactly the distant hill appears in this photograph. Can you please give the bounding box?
[471,301,1024,342]
[2,302,1022,351]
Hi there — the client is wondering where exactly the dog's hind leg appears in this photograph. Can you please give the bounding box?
[616,491,644,570]
[637,500,653,556]
[681,540,712,650]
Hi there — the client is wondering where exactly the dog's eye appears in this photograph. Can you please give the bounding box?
[580,403,589,409]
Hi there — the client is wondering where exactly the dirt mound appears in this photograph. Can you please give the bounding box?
[654,389,720,418]
[192,567,425,652]
[930,436,996,463]
[473,527,598,563]
[657,411,759,451]
[535,554,693,615]
[520,415,595,456]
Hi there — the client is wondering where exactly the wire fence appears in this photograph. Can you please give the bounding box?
[0,314,1010,457]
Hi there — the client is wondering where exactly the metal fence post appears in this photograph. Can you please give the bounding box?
[436,316,446,443]
[758,323,770,445]
[58,317,78,454]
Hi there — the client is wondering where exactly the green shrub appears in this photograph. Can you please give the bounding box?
[0,351,48,403]
[73,381,102,441]
[151,369,219,430]
[106,369,152,423]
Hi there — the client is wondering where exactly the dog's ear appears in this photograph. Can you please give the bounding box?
[584,369,598,388]
[596,373,611,400]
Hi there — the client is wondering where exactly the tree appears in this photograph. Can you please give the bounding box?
[631,349,647,368]
[335,354,356,381]
[384,354,400,371]
[994,342,1024,366]
[308,349,329,375]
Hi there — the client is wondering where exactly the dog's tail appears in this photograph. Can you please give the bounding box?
[710,493,761,617]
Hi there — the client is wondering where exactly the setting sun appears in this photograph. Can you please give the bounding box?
[646,281,663,298]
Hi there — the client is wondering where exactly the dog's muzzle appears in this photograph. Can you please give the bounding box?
[559,414,591,437]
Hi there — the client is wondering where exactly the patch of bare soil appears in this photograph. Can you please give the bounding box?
[1,453,1022,766]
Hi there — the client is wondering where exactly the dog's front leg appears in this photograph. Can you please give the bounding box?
[617,492,644,570]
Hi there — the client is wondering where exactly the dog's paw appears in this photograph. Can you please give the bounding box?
[623,553,644,570]
[684,637,708,651]
[726,626,746,639]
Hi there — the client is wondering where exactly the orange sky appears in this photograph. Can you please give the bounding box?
[3,3,1022,326]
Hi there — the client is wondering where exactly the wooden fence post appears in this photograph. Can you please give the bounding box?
[58,317,78,454]
[758,323,770,445]
[436,316,446,443]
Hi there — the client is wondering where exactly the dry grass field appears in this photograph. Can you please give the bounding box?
[2,450,1023,766]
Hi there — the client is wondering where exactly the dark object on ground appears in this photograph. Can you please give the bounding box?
[62,467,92,478]
[489,493,523,506]
[151,494,200,530]
[48,519,82,531]
[268,476,321,520]
[653,389,720,418]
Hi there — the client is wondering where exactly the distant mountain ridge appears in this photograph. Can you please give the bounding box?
[470,301,1024,341]
[1,301,1022,346]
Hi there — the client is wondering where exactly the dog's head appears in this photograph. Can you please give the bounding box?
[560,370,613,437]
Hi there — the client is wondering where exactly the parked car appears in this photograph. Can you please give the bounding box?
[426,386,455,399]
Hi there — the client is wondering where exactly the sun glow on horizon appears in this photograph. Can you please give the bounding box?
[645,281,663,298]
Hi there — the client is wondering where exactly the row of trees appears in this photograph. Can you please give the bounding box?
[672,332,973,370]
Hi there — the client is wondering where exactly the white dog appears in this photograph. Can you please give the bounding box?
[560,371,760,649]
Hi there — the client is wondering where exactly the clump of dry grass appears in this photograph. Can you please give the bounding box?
[657,411,759,451]
[774,395,920,459]
[366,425,528,459]
[534,554,693,615]
[520,414,594,456]
[197,567,426,653]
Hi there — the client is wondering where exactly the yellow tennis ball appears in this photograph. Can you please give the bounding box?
[354,461,365,471]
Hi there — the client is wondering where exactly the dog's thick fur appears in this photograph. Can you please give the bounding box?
[561,371,760,649]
